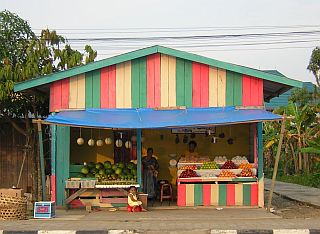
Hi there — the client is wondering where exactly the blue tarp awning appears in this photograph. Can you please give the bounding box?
[45,107,282,129]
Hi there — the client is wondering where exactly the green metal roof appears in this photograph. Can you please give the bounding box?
[14,45,303,92]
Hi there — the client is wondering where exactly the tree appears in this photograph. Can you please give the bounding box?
[308,47,320,88]
[0,10,97,199]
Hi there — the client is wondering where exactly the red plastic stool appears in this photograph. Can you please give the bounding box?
[127,204,142,212]
[160,183,173,205]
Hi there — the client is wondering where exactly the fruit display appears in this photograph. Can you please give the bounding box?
[221,160,237,169]
[199,161,219,169]
[179,165,198,170]
[239,168,254,177]
[179,169,199,178]
[214,156,227,164]
[218,170,236,178]
[179,156,210,163]
[232,156,249,165]
[238,163,254,169]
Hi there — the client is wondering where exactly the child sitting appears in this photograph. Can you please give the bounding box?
[127,186,144,212]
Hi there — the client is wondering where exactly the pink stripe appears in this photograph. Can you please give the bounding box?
[177,184,186,206]
[202,184,211,206]
[108,65,117,108]
[200,64,209,107]
[192,62,201,107]
[226,184,235,206]
[147,54,155,107]
[60,78,69,109]
[251,183,258,206]
[50,81,62,112]
[51,174,56,202]
[154,53,161,107]
[100,67,109,108]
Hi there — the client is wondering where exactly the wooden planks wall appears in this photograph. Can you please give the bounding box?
[242,75,264,106]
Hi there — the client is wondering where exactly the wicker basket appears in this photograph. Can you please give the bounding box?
[0,194,27,207]
[0,207,26,220]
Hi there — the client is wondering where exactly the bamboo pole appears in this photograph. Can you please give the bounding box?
[36,121,47,201]
[267,116,286,212]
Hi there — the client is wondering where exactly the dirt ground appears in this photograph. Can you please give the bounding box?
[265,191,320,219]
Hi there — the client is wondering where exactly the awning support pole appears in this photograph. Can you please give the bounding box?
[37,121,47,201]
[137,129,142,191]
[267,117,286,212]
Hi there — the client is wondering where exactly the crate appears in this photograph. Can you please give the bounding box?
[65,180,81,189]
[34,202,55,219]
[0,188,24,198]
[80,180,96,188]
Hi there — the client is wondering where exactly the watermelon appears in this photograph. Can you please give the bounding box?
[81,166,89,175]
[90,168,99,175]
[122,168,129,175]
[104,161,112,169]
[86,173,94,178]
[105,168,113,175]
[115,168,122,175]
[87,162,95,169]
[112,164,117,171]
[127,162,134,170]
[131,168,137,176]
[99,169,106,175]
[117,162,124,169]
[96,162,104,170]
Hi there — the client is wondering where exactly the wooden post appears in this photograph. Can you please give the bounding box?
[267,116,286,212]
[36,121,47,201]
[137,129,142,191]
[51,125,57,202]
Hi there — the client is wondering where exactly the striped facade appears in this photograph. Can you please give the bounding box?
[49,53,264,112]
[177,183,259,207]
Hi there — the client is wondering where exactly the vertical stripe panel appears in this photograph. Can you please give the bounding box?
[218,184,227,206]
[177,184,186,206]
[226,184,235,206]
[124,61,132,108]
[139,58,147,107]
[69,76,79,108]
[92,69,101,108]
[51,81,62,112]
[131,59,140,108]
[202,184,211,206]
[100,67,109,108]
[154,54,161,107]
[226,71,235,106]
[217,69,226,106]
[258,79,264,105]
[253,123,258,165]
[184,60,193,107]
[200,64,209,107]
[209,67,218,107]
[258,176,264,207]
[77,74,86,109]
[242,75,251,106]
[147,55,155,107]
[160,54,169,107]
[251,77,259,105]
[61,78,69,109]
[251,183,258,206]
[235,183,243,206]
[49,82,55,112]
[168,56,176,106]
[243,184,251,206]
[85,72,93,108]
[210,184,219,206]
[192,62,201,107]
[176,58,185,106]
[194,184,203,206]
[233,72,243,106]
[116,63,125,108]
[185,184,194,206]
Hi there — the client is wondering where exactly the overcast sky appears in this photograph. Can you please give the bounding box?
[2,0,320,83]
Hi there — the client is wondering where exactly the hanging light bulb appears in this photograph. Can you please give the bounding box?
[77,128,84,145]
[88,129,95,146]
[96,129,104,147]
[105,137,112,145]
[125,141,132,149]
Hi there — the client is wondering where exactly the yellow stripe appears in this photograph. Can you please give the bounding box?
[209,67,218,107]
[160,54,169,107]
[185,184,194,206]
[217,69,226,107]
[77,74,86,108]
[210,184,219,206]
[123,61,132,108]
[258,176,264,208]
[168,56,176,107]
[235,183,243,206]
[116,63,125,108]
[69,75,78,108]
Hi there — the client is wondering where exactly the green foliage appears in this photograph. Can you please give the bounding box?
[289,87,315,107]
[307,47,320,88]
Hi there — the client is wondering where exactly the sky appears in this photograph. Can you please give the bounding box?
[2,0,320,83]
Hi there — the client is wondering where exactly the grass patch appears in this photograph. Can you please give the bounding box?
[266,172,320,188]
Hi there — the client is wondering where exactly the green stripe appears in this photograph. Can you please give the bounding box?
[56,126,70,206]
[184,60,193,107]
[226,71,235,106]
[233,72,243,106]
[91,69,101,108]
[139,57,147,108]
[131,59,140,108]
[85,72,93,108]
[176,58,185,106]
[257,122,263,180]
[194,184,203,206]
[243,184,251,206]
[218,184,227,206]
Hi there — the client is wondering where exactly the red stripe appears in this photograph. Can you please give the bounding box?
[226,184,235,206]
[200,64,209,107]
[147,54,155,107]
[251,183,258,206]
[50,81,62,112]
[242,75,264,106]
[192,62,201,107]
[202,184,211,206]
[257,79,264,105]
[51,174,56,202]
[177,184,186,206]
[49,82,55,112]
[251,77,259,105]
[100,67,109,108]
[154,53,161,107]
[60,78,69,109]
[242,75,251,106]
[108,65,117,108]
